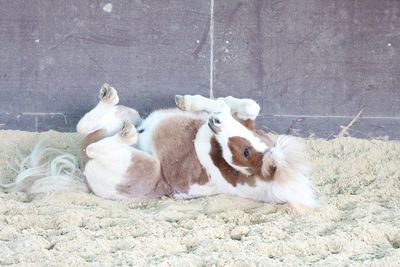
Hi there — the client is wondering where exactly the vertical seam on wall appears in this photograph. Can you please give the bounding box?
[209,0,215,99]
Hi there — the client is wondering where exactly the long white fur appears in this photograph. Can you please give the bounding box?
[0,141,89,193]
[267,135,316,210]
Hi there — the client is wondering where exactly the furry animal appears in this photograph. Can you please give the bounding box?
[1,84,316,211]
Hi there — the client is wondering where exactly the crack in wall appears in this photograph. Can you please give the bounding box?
[209,0,215,99]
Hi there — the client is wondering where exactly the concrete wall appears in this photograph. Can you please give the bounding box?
[1,0,399,139]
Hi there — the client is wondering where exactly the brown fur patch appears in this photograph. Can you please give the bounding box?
[152,116,209,194]
[209,134,276,186]
[254,129,274,147]
[209,137,256,187]
[228,136,265,178]
[229,135,275,181]
[233,112,256,130]
[80,129,108,170]
[116,151,170,198]
[239,119,256,130]
[269,165,277,177]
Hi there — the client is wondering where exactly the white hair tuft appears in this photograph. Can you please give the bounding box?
[0,141,89,194]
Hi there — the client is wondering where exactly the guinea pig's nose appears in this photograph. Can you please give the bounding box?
[210,116,221,126]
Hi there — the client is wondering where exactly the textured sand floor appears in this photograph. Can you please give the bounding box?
[0,130,399,266]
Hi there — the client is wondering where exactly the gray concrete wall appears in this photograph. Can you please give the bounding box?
[1,0,399,139]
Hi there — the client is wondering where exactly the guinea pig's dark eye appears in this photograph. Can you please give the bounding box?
[243,148,250,158]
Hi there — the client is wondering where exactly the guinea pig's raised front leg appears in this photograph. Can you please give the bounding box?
[174,94,230,114]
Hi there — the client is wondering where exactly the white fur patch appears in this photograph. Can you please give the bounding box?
[218,96,260,120]
[182,95,230,114]
[194,125,236,194]
[84,134,134,200]
[76,103,123,136]
[185,182,218,198]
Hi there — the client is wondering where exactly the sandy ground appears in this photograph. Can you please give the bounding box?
[0,130,399,266]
